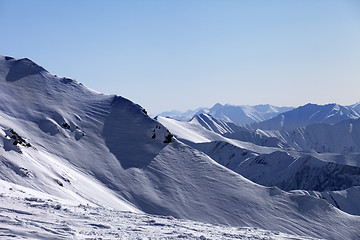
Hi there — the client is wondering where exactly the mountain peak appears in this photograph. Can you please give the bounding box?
[210,103,223,110]
[4,57,47,82]
[251,102,360,131]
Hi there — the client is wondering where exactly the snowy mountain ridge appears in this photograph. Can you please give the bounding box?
[0,55,360,239]
[203,103,294,125]
[189,113,236,134]
[248,103,360,131]
[159,101,360,131]
[158,114,360,215]
[253,118,360,154]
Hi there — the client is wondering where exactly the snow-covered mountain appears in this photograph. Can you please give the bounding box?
[159,103,360,154]
[223,116,360,154]
[254,118,360,154]
[188,113,236,134]
[249,103,360,131]
[154,107,208,121]
[164,111,360,195]
[1,56,360,239]
[159,115,360,189]
[180,113,286,148]
[350,102,360,115]
[201,103,294,125]
[157,103,293,124]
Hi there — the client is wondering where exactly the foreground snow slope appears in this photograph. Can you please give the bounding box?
[0,56,360,239]
[0,181,317,240]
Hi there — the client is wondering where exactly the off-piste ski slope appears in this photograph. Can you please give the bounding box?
[0,56,359,239]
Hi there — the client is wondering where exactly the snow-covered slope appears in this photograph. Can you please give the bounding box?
[253,118,360,154]
[232,151,360,191]
[158,115,360,191]
[0,180,318,240]
[182,111,360,154]
[320,186,360,216]
[249,103,360,131]
[189,113,236,134]
[159,114,286,149]
[299,118,360,153]
[349,102,360,115]
[192,113,290,148]
[188,139,360,191]
[1,56,360,239]
[156,116,279,154]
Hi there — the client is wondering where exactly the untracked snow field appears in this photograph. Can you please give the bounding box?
[0,183,317,240]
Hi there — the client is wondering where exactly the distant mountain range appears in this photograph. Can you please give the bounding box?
[154,107,208,121]
[162,103,360,154]
[158,102,360,128]
[248,103,360,131]
[158,101,360,216]
[157,103,293,125]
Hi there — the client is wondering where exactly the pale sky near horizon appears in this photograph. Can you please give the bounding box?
[0,0,359,114]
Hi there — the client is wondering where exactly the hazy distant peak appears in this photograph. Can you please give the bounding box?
[350,102,360,108]
[157,103,294,125]
[210,103,224,110]
[251,102,360,131]
[203,103,294,125]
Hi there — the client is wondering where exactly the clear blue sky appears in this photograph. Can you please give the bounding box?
[1,0,359,114]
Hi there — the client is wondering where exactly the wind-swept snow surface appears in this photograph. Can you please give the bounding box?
[0,181,318,240]
[0,56,360,239]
